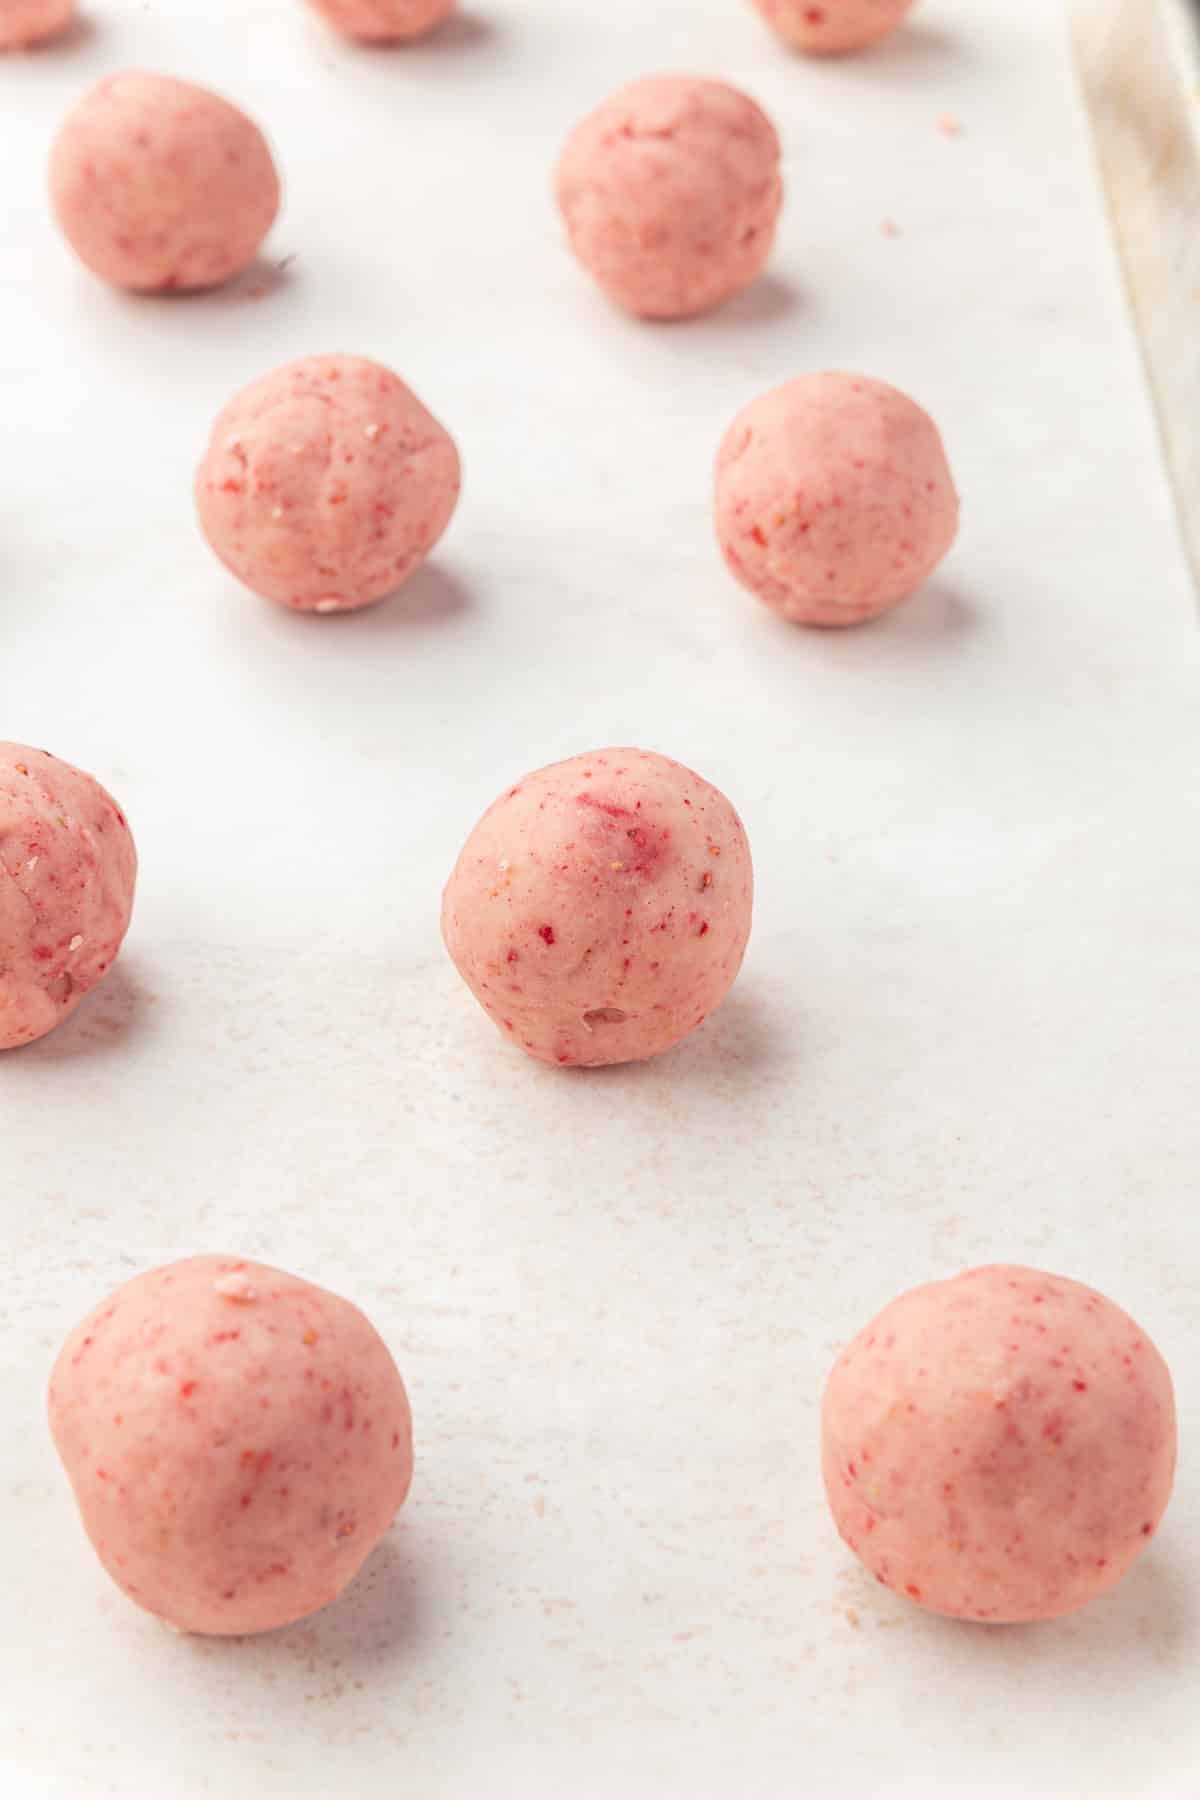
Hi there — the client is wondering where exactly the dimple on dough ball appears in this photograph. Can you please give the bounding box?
[306,0,455,40]
[822,1265,1177,1624]
[752,0,916,55]
[555,75,783,320]
[195,354,461,614]
[0,0,75,49]
[49,71,280,292]
[442,747,753,1067]
[49,1256,415,1637]
[715,372,959,626]
[0,743,136,1050]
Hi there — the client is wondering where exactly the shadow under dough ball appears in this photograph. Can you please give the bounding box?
[555,75,783,320]
[195,353,461,613]
[442,747,754,1067]
[49,1255,415,1636]
[752,0,917,55]
[0,742,136,1050]
[822,1264,1177,1622]
[0,0,75,49]
[714,371,959,626]
[305,0,455,39]
[49,71,280,292]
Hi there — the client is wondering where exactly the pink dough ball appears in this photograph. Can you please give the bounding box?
[714,372,959,626]
[49,1256,415,1637]
[442,748,753,1068]
[0,0,74,49]
[195,353,461,614]
[752,0,916,55]
[306,0,455,40]
[49,71,280,292]
[555,75,783,320]
[822,1265,1177,1623]
[0,743,136,1050]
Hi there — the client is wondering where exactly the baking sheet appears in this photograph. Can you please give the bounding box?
[3,1,1200,1795]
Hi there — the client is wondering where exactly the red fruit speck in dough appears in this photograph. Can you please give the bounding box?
[576,793,633,820]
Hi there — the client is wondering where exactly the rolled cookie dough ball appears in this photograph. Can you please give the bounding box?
[555,75,783,320]
[49,72,280,292]
[49,1256,415,1637]
[442,748,753,1067]
[822,1265,1177,1623]
[0,0,74,49]
[0,743,136,1050]
[306,0,455,40]
[715,372,958,626]
[752,0,915,55]
[195,354,461,613]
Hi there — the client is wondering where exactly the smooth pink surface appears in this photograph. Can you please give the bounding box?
[49,1256,414,1637]
[306,0,454,39]
[714,372,959,625]
[0,743,136,1050]
[555,75,783,320]
[752,0,916,54]
[0,0,74,49]
[443,748,753,1067]
[195,354,461,613]
[823,1265,1177,1623]
[49,71,279,292]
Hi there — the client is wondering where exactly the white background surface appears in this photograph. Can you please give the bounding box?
[3,1,1200,1794]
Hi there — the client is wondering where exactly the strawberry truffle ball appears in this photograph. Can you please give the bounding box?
[752,0,916,55]
[49,72,279,293]
[822,1266,1177,1624]
[195,354,461,614]
[442,748,753,1067]
[555,76,783,320]
[0,0,75,49]
[49,1256,415,1637]
[715,372,959,626]
[306,0,455,39]
[0,743,136,1050]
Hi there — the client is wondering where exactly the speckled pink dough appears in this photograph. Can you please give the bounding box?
[752,0,916,54]
[822,1266,1177,1623]
[442,748,753,1067]
[0,0,74,49]
[555,76,783,320]
[306,0,454,39]
[195,354,461,613]
[715,372,959,626]
[49,1256,415,1637]
[0,744,136,1050]
[49,72,279,292]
